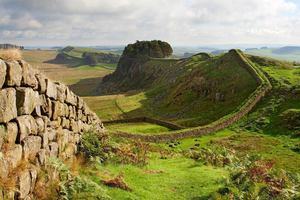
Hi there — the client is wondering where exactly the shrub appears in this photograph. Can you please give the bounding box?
[45,157,111,200]
[186,146,238,167]
[0,49,22,61]
[211,155,300,199]
[115,140,150,166]
[102,174,131,191]
[79,131,111,162]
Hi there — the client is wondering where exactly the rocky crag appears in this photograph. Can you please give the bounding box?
[0,59,104,199]
[99,40,173,93]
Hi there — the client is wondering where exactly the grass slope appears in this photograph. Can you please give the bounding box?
[95,51,258,127]
[106,122,171,134]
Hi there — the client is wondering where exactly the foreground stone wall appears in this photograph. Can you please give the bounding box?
[0,59,104,199]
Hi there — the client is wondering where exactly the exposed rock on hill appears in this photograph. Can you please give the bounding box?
[99,40,173,93]
[98,43,261,127]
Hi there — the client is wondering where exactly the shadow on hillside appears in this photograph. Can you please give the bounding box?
[70,77,103,96]
[44,58,83,68]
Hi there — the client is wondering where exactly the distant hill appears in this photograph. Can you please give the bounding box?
[211,49,228,55]
[0,43,24,50]
[272,46,300,55]
[48,46,121,67]
[98,41,260,127]
[245,47,300,62]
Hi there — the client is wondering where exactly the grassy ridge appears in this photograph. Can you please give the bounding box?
[108,50,272,141]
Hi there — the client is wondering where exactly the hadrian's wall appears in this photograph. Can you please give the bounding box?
[111,50,272,142]
[0,59,104,199]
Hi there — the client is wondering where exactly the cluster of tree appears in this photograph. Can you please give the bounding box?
[123,40,173,58]
[0,43,24,50]
[82,52,120,65]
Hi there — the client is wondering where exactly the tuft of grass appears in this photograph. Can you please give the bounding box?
[0,49,22,61]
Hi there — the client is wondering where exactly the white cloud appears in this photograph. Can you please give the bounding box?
[0,0,299,46]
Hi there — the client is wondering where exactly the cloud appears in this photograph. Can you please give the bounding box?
[0,0,299,46]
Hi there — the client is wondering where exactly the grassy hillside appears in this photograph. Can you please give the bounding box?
[97,50,258,127]
[22,50,113,96]
[48,46,120,68]
[19,49,300,200]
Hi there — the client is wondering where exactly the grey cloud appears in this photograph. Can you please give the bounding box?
[0,0,299,46]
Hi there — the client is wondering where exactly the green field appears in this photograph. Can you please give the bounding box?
[22,49,300,199]
[106,122,172,134]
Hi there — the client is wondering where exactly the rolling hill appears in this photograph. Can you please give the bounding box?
[48,46,121,68]
[98,41,260,127]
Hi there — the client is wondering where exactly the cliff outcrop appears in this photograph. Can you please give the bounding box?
[99,40,173,93]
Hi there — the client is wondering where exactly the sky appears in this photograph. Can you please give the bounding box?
[0,0,299,47]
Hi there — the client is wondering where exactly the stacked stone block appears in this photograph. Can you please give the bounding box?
[0,59,104,199]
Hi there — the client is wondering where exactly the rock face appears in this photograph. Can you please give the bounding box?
[0,88,17,123]
[99,40,173,94]
[0,58,105,199]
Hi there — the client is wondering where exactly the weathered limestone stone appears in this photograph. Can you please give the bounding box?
[77,96,84,109]
[77,109,83,121]
[74,133,81,144]
[17,170,31,199]
[6,144,22,168]
[0,60,6,88]
[62,143,77,159]
[68,105,75,119]
[49,142,58,157]
[0,124,6,150]
[29,168,37,192]
[4,122,18,147]
[40,95,52,118]
[56,83,66,102]
[35,74,46,94]
[82,115,87,123]
[64,104,69,118]
[16,115,38,142]
[78,120,84,132]
[37,149,46,165]
[65,88,77,106]
[16,87,40,115]
[22,136,42,160]
[40,130,49,149]
[46,79,57,100]
[61,117,70,129]
[47,128,56,141]
[52,101,65,120]
[33,104,42,117]
[57,128,69,153]
[0,155,8,179]
[0,88,17,123]
[20,60,38,89]
[5,61,22,86]
[35,117,45,133]
[70,119,79,133]
[49,120,60,129]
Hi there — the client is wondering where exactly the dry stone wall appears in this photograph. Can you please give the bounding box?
[0,59,104,199]
[111,50,272,142]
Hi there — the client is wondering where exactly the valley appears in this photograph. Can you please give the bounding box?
[19,41,300,199]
